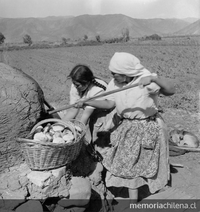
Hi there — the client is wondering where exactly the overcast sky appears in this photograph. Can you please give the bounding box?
[0,0,199,19]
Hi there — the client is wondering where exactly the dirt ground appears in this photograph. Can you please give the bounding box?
[162,108,200,199]
[169,152,200,198]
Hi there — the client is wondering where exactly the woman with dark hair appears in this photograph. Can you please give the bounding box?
[64,64,114,143]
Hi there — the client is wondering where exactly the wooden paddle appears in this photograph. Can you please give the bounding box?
[48,82,139,114]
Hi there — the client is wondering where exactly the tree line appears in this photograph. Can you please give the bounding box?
[0,27,130,46]
[0,32,33,46]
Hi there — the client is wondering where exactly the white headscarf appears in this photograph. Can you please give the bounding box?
[109,52,151,77]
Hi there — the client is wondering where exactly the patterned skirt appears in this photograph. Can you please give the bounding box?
[102,115,161,179]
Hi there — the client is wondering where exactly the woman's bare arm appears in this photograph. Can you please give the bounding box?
[152,76,175,96]
[79,99,115,110]
[138,75,175,96]
[63,107,79,120]
[80,107,95,125]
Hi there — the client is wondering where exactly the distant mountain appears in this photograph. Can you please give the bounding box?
[0,14,196,43]
[174,19,200,35]
[142,18,191,35]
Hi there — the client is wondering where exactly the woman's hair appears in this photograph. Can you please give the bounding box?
[68,65,106,90]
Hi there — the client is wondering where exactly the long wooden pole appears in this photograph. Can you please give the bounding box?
[48,82,139,114]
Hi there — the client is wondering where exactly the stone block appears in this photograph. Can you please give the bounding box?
[53,204,67,212]
[15,200,43,212]
[1,199,25,211]
[27,170,52,188]
[58,189,70,198]
[0,177,8,189]
[60,176,68,187]
[65,206,87,212]
[51,166,66,179]
[1,188,27,210]
[58,177,91,207]
[19,163,31,177]
[2,187,27,199]
[42,182,58,196]
[7,178,22,191]
[69,177,91,200]
[19,175,29,186]
[29,191,45,199]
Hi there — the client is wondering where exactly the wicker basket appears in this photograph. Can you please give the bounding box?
[16,118,86,171]
[69,119,87,161]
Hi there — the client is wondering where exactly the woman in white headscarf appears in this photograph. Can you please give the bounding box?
[75,52,175,201]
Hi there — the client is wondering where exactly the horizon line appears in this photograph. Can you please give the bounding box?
[0,13,199,20]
